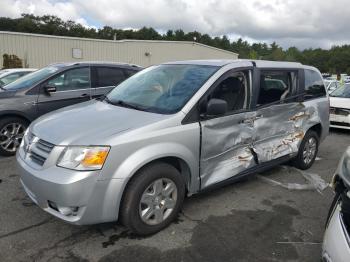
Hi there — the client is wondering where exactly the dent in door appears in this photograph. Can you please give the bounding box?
[200,112,256,188]
[252,102,318,162]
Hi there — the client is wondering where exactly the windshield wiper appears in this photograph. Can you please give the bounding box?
[104,97,146,111]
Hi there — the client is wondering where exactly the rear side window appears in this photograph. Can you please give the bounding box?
[257,71,298,106]
[124,69,139,77]
[304,69,326,100]
[95,67,126,87]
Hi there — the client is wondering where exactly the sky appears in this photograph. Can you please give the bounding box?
[0,0,349,50]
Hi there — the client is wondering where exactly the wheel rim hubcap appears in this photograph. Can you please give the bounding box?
[302,137,317,165]
[0,123,26,153]
[139,178,178,226]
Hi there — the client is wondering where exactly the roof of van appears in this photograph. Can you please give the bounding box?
[47,61,142,69]
[164,59,316,70]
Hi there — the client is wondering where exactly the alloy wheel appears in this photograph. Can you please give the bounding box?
[302,137,317,165]
[0,122,26,153]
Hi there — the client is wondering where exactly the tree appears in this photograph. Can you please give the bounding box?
[1,13,350,73]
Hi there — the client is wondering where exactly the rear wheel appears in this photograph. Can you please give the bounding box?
[293,130,319,170]
[0,117,28,156]
[121,162,185,235]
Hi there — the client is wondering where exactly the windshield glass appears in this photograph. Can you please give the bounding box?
[106,64,219,114]
[4,66,60,90]
[330,84,350,98]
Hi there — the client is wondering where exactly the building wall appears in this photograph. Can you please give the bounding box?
[0,31,238,68]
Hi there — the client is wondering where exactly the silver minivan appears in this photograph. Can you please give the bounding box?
[16,60,329,235]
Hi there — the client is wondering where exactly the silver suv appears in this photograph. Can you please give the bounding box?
[16,60,329,235]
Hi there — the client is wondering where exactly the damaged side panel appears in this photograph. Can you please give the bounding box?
[200,112,256,188]
[200,100,325,189]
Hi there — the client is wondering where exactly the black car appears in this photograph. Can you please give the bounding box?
[0,62,142,156]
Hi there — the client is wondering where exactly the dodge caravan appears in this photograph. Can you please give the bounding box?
[17,60,329,235]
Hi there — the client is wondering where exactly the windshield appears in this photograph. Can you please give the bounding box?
[330,84,350,98]
[4,66,60,90]
[105,64,219,114]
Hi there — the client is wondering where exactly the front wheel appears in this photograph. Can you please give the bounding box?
[120,162,186,235]
[293,130,319,170]
[0,117,28,156]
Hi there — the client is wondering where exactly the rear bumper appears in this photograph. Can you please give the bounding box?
[323,204,350,262]
[17,151,126,225]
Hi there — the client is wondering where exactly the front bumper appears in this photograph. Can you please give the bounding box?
[16,151,126,225]
[323,203,350,262]
[330,113,350,130]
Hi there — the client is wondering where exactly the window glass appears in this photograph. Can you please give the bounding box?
[330,84,350,98]
[257,71,297,106]
[0,73,22,86]
[124,69,139,77]
[205,71,249,114]
[106,64,219,114]
[95,67,126,87]
[4,66,60,90]
[47,67,90,91]
[304,69,326,100]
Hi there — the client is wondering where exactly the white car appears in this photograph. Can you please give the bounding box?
[325,80,340,93]
[323,147,350,262]
[0,68,37,88]
[329,85,350,130]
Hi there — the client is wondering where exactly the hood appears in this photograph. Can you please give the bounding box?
[31,100,170,145]
[330,97,350,109]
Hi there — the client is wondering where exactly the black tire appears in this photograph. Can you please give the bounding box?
[325,192,340,228]
[293,130,319,170]
[0,117,28,157]
[120,162,186,235]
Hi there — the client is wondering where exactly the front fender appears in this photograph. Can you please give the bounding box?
[111,142,200,193]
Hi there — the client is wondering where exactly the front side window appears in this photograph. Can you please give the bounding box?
[330,84,350,98]
[95,67,126,88]
[106,64,219,114]
[257,71,297,106]
[47,67,90,91]
[202,71,249,115]
[304,69,326,100]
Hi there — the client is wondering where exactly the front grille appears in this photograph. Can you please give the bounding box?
[23,132,55,166]
[330,107,350,116]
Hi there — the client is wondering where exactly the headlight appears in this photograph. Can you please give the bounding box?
[57,146,110,171]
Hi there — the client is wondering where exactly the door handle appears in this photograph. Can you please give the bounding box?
[81,93,89,97]
[241,118,254,124]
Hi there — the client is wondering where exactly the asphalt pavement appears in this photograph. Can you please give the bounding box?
[0,129,349,262]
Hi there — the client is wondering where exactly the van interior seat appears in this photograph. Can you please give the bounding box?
[215,77,245,111]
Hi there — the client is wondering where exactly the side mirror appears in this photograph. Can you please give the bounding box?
[206,98,227,116]
[44,85,56,94]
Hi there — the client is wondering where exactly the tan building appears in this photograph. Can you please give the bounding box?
[0,31,238,68]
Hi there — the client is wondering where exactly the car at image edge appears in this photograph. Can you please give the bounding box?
[0,68,37,88]
[329,84,350,130]
[0,62,142,156]
[323,147,350,262]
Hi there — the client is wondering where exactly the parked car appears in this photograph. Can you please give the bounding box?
[17,60,329,235]
[0,68,37,88]
[324,79,340,93]
[323,147,350,262]
[329,84,350,130]
[0,62,142,156]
